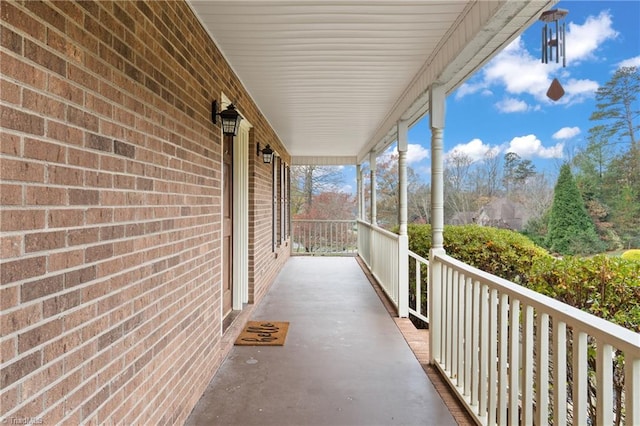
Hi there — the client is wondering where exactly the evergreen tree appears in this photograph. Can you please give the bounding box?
[545,164,604,255]
[589,66,639,149]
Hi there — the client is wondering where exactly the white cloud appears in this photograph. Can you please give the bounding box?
[455,81,485,99]
[507,135,564,159]
[406,144,429,164]
[340,184,354,194]
[495,97,529,113]
[379,143,429,165]
[566,11,618,64]
[560,78,600,104]
[483,37,551,101]
[618,55,640,68]
[447,138,499,162]
[552,126,581,140]
[455,11,618,106]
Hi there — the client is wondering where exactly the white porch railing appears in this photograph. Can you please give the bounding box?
[408,250,429,324]
[341,220,639,423]
[428,251,640,426]
[291,220,357,256]
[357,220,400,309]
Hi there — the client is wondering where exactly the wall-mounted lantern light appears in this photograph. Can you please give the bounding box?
[212,100,242,136]
[257,143,274,164]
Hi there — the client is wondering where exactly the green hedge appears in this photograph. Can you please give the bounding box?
[622,249,640,261]
[406,224,640,331]
[528,255,640,332]
[407,224,549,284]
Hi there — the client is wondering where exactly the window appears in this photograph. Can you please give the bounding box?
[272,156,290,252]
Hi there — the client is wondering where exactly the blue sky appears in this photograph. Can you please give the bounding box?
[343,1,640,193]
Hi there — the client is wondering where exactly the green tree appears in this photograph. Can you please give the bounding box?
[503,152,535,194]
[545,164,604,255]
[590,66,639,149]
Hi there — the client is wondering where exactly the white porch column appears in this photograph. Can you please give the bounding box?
[356,164,362,220]
[369,152,377,226]
[397,119,409,318]
[429,84,446,363]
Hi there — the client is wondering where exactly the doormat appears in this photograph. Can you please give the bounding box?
[234,321,289,346]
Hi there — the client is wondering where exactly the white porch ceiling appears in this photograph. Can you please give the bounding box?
[188,1,554,164]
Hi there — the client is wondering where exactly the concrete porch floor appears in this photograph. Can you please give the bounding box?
[185,257,459,426]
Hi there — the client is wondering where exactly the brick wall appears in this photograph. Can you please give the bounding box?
[1,1,290,424]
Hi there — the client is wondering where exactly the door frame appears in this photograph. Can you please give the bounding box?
[219,94,250,327]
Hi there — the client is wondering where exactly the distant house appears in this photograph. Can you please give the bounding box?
[449,211,477,225]
[476,198,530,230]
[448,198,530,230]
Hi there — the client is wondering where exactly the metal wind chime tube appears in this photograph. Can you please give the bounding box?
[540,8,568,101]
[540,8,568,67]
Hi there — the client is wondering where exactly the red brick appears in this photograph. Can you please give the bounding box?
[24,39,66,76]
[47,74,84,106]
[0,299,42,336]
[0,158,45,182]
[86,93,113,118]
[67,106,99,132]
[68,227,100,246]
[65,18,98,52]
[47,165,82,186]
[24,230,66,252]
[25,186,67,206]
[48,209,84,228]
[69,62,103,94]
[114,175,135,190]
[18,318,63,353]
[69,189,99,205]
[100,155,125,173]
[67,147,99,169]
[0,23,23,54]
[0,2,46,42]
[1,79,21,104]
[86,208,113,224]
[0,235,22,258]
[49,248,84,271]
[0,351,42,389]
[47,28,83,64]
[22,90,66,120]
[62,304,95,331]
[43,290,81,318]
[10,395,45,423]
[22,358,63,400]
[45,370,82,408]
[0,286,19,311]
[21,275,64,303]
[85,170,113,188]
[0,183,22,205]
[0,256,46,285]
[46,121,84,145]
[24,138,66,163]
[0,106,45,136]
[0,209,45,231]
[0,131,21,155]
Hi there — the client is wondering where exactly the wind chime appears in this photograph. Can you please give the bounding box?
[539,8,568,101]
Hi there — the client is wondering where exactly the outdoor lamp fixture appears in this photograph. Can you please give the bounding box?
[257,143,274,164]
[212,100,242,136]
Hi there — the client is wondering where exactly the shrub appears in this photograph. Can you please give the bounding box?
[621,249,640,261]
[407,224,550,284]
[528,255,640,330]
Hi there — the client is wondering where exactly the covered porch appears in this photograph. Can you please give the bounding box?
[186,256,467,426]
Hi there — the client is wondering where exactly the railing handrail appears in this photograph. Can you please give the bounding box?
[434,251,640,353]
[357,219,399,241]
[408,250,429,265]
[293,219,356,223]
